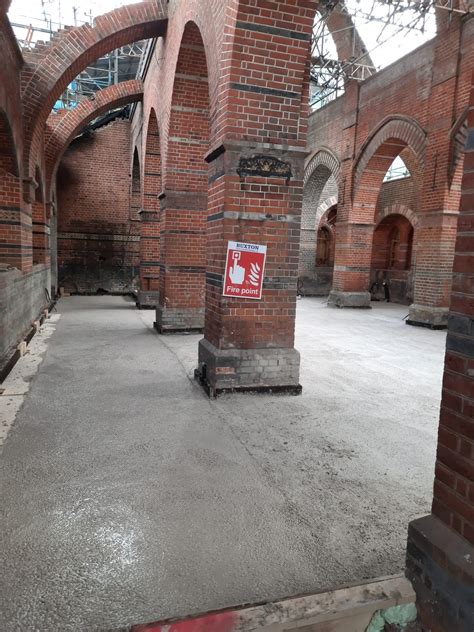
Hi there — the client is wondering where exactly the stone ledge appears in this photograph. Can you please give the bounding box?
[196,338,301,397]
[154,306,204,334]
[136,290,159,309]
[407,304,448,329]
[327,290,371,308]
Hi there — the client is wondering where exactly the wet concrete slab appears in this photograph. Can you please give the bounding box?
[0,296,446,631]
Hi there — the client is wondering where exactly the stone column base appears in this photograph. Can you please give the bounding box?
[327,290,371,308]
[136,290,160,309]
[154,306,204,334]
[195,338,302,397]
[406,304,448,329]
[406,515,474,631]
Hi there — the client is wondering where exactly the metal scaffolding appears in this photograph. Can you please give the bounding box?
[310,0,473,110]
[10,2,147,112]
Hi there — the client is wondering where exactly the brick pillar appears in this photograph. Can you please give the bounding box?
[154,190,206,333]
[328,82,372,308]
[406,76,474,632]
[196,143,304,395]
[138,110,161,308]
[156,22,209,333]
[407,14,463,329]
[137,209,160,308]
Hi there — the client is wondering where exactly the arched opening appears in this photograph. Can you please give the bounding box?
[56,117,139,294]
[370,213,415,304]
[22,2,167,184]
[138,110,161,307]
[156,21,210,332]
[338,118,425,304]
[316,205,337,267]
[300,151,339,296]
[316,226,331,266]
[45,79,144,204]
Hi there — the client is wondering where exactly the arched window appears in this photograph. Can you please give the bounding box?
[316,227,331,266]
[387,227,400,269]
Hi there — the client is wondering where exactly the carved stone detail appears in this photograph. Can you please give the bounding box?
[237,154,292,183]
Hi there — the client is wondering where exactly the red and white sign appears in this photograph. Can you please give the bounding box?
[223,241,267,300]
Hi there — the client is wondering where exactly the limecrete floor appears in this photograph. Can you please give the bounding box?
[0,296,446,631]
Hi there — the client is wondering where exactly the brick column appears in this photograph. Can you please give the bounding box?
[154,190,206,333]
[195,143,304,396]
[407,14,462,329]
[137,209,160,308]
[328,82,372,308]
[406,76,474,632]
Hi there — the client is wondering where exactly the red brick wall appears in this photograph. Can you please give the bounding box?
[56,120,139,293]
[376,177,418,217]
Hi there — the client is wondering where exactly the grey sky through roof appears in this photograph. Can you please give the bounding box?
[10,0,436,69]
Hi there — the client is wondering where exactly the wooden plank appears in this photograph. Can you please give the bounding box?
[131,574,415,632]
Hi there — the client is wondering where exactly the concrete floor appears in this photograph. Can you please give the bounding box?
[0,296,446,631]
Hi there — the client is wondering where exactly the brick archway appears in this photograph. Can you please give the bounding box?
[322,4,373,70]
[329,117,425,308]
[377,203,419,229]
[353,115,427,198]
[304,148,340,186]
[300,149,340,285]
[317,195,338,223]
[21,0,167,185]
[44,79,144,202]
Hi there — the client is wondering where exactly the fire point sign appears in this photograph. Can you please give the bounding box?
[223,241,267,300]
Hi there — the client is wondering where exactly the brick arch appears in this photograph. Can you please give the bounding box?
[377,204,419,229]
[0,0,12,14]
[322,4,373,69]
[316,195,338,222]
[300,151,339,280]
[304,148,340,186]
[303,149,340,231]
[22,0,167,184]
[164,20,210,190]
[44,79,144,201]
[353,115,427,197]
